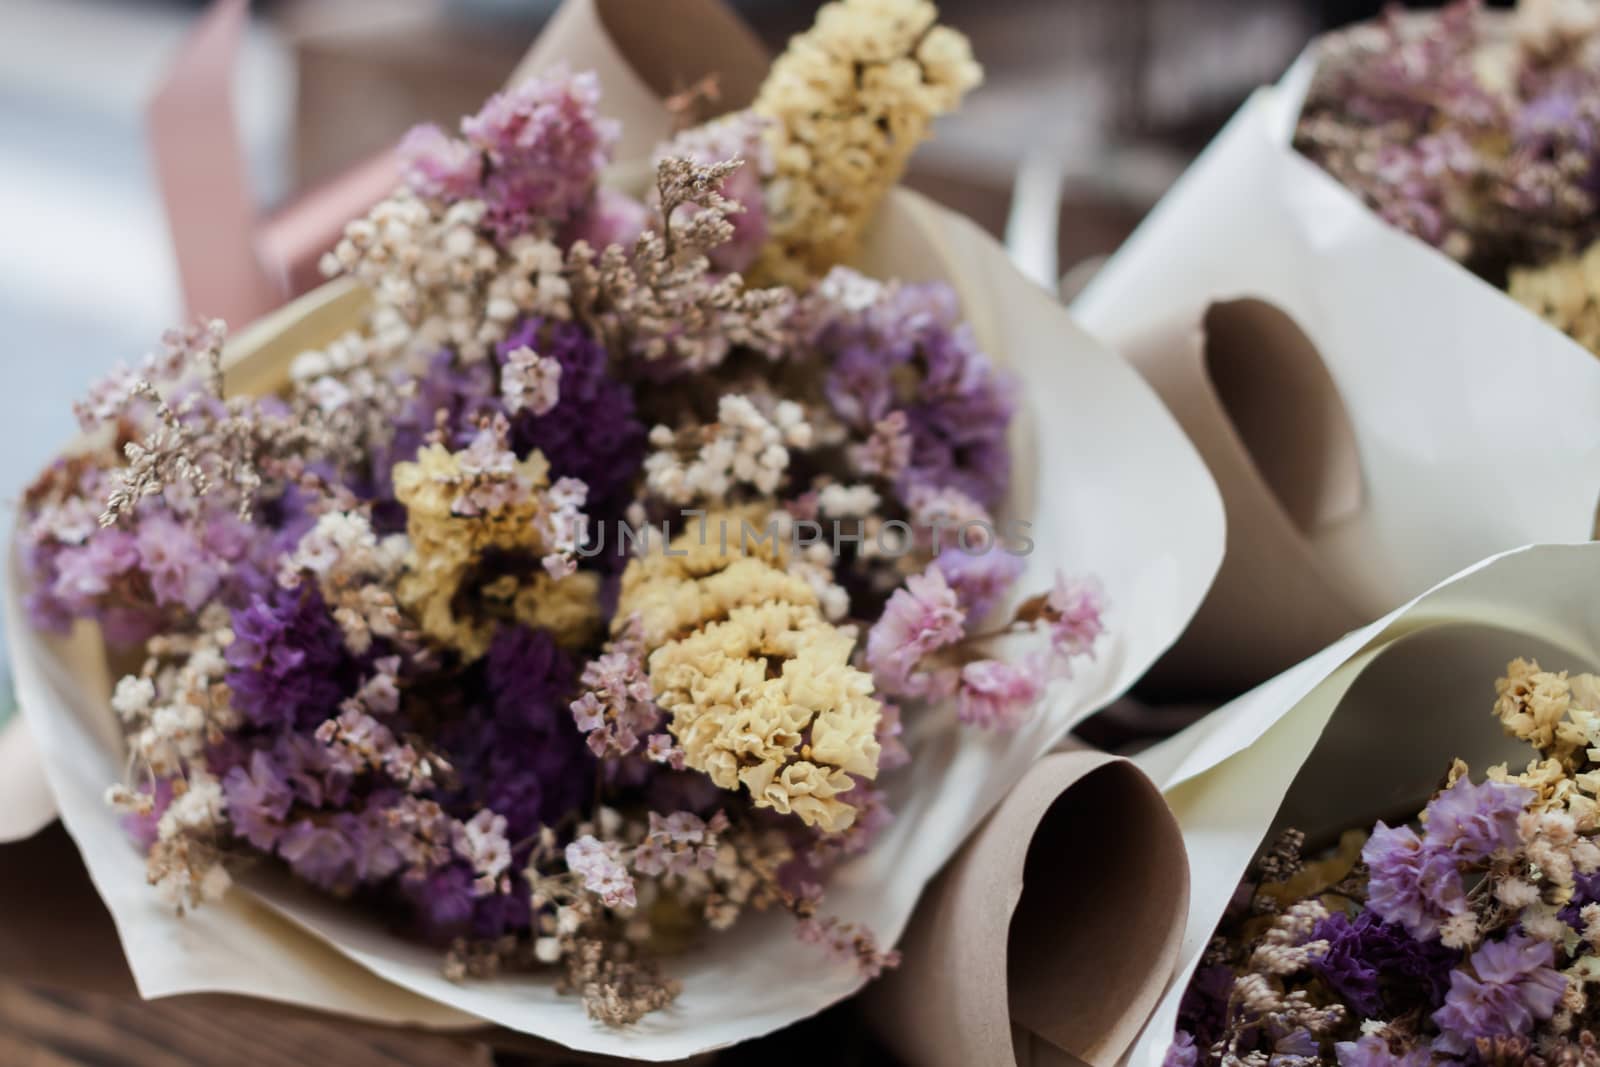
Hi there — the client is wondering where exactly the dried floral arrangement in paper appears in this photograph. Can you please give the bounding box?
[1296,0,1600,354]
[19,0,1105,1024]
[1164,659,1600,1065]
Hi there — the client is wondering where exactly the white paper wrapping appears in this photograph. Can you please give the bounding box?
[1121,541,1600,1066]
[0,714,57,843]
[7,182,1225,1057]
[1072,64,1600,640]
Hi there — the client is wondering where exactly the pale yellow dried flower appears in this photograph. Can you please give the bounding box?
[618,511,881,831]
[1495,657,1580,760]
[750,0,981,285]
[392,442,600,658]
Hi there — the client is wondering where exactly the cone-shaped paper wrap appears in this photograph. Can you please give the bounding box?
[1122,541,1600,1066]
[6,0,1225,1056]
[1117,299,1370,697]
[1071,58,1600,700]
[870,747,1189,1067]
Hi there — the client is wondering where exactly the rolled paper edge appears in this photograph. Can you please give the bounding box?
[1117,297,1375,698]
[867,749,1190,1067]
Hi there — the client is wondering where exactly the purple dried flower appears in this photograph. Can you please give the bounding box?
[1310,909,1459,1018]
[571,617,660,759]
[1431,933,1566,1056]
[136,513,222,610]
[811,271,1016,509]
[497,317,645,520]
[120,777,174,852]
[1334,1034,1432,1067]
[1362,821,1468,940]
[277,818,358,895]
[875,702,910,772]
[934,546,1024,622]
[224,583,359,731]
[399,124,482,202]
[1423,777,1532,860]
[402,863,478,939]
[566,834,635,909]
[435,626,591,843]
[563,186,649,252]
[1177,963,1234,1052]
[1162,1031,1199,1067]
[222,750,295,851]
[1046,572,1106,658]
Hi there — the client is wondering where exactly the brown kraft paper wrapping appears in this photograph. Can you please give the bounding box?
[1118,297,1380,698]
[869,748,1190,1067]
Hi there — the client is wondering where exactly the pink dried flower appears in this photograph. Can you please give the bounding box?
[865,564,966,698]
[632,811,720,878]
[571,616,661,758]
[398,123,482,202]
[1046,572,1105,657]
[956,657,1044,732]
[566,834,636,909]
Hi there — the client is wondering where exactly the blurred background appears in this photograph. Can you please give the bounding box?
[0,0,1485,1062]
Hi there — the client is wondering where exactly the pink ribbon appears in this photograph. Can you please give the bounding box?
[148,0,396,329]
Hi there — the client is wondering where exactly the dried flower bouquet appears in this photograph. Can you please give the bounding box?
[9,0,1222,1049]
[1165,658,1600,1066]
[1297,0,1600,355]
[9,0,1223,1054]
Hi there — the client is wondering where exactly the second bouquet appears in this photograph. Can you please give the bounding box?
[6,0,1223,1056]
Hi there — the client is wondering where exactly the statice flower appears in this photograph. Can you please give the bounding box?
[1362,821,1469,940]
[434,626,591,843]
[865,563,966,698]
[224,583,359,731]
[403,68,619,242]
[809,268,1016,509]
[1333,1034,1432,1067]
[497,317,646,520]
[1162,1030,1199,1067]
[1046,573,1106,657]
[398,124,481,202]
[221,750,295,851]
[570,616,660,759]
[1423,776,1533,860]
[934,546,1024,622]
[277,817,361,895]
[632,811,723,878]
[566,835,635,909]
[1310,910,1460,1018]
[655,111,772,273]
[956,658,1043,732]
[500,345,561,416]
[1432,934,1566,1055]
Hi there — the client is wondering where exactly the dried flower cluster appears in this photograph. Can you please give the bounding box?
[1296,0,1600,353]
[750,0,983,285]
[22,2,1100,1028]
[1167,659,1600,1065]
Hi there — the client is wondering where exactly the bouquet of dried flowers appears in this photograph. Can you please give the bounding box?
[14,0,1131,1030]
[1164,657,1600,1066]
[1297,0,1600,355]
